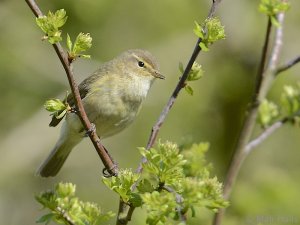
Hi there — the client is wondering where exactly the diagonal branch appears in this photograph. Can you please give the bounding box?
[25,0,117,176]
[146,0,223,151]
[116,1,224,224]
[276,55,300,75]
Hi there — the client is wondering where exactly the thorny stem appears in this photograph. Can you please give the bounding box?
[25,0,118,176]
[213,12,286,225]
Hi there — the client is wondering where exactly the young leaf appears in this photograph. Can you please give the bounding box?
[68,33,93,60]
[66,33,73,52]
[257,99,279,127]
[184,85,194,96]
[194,17,225,51]
[187,62,204,81]
[35,9,67,44]
[259,0,290,26]
[35,182,114,225]
[102,169,140,203]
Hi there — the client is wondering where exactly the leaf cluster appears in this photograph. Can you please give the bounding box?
[35,9,92,60]
[258,84,300,127]
[67,33,92,60]
[102,141,228,225]
[259,0,290,26]
[36,183,114,225]
[194,17,225,52]
[44,92,70,120]
[179,62,204,96]
[102,169,141,206]
[36,9,67,44]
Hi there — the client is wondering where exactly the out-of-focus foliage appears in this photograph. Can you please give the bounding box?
[102,141,228,225]
[36,9,67,44]
[179,62,204,95]
[36,182,114,225]
[258,84,300,127]
[259,0,290,26]
[257,99,279,127]
[194,17,225,51]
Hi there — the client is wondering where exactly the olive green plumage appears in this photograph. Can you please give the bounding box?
[37,49,164,177]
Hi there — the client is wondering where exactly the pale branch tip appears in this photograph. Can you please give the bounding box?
[276,55,300,75]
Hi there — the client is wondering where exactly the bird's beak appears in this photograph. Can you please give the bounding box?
[153,70,165,79]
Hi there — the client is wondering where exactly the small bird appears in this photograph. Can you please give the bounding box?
[37,49,164,177]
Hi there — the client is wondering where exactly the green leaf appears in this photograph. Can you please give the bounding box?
[66,33,72,52]
[36,213,54,224]
[35,182,114,225]
[73,33,92,53]
[187,62,204,81]
[137,179,155,193]
[68,33,92,60]
[194,18,225,51]
[199,42,209,51]
[140,141,186,191]
[281,85,300,117]
[102,169,140,203]
[205,17,226,43]
[257,99,279,127]
[44,98,69,120]
[129,193,143,207]
[181,143,211,177]
[178,62,184,73]
[35,9,67,44]
[142,191,177,225]
[193,21,204,39]
[184,85,194,96]
[53,9,68,28]
[44,99,66,112]
[259,0,290,18]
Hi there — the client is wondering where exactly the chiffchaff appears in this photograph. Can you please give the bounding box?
[37,49,164,177]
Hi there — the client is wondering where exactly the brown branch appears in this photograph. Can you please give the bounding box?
[276,55,300,75]
[213,12,286,225]
[146,0,223,151]
[25,0,117,176]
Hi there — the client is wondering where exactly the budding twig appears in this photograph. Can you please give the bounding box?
[25,0,117,176]
[116,0,224,224]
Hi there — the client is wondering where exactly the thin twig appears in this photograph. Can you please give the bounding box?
[25,0,117,176]
[162,185,186,224]
[245,118,287,154]
[276,55,300,75]
[116,1,224,224]
[213,12,286,225]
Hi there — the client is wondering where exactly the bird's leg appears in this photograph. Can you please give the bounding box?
[85,122,96,137]
[101,145,119,177]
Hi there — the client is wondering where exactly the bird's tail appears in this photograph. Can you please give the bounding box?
[37,128,82,177]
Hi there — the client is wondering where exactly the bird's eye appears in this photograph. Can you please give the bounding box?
[138,61,145,67]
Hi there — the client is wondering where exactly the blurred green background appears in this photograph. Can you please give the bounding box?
[1,0,299,224]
